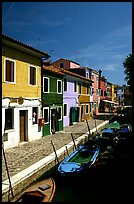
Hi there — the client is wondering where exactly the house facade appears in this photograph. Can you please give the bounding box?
[64,67,93,117]
[90,69,99,116]
[98,71,107,112]
[62,72,79,127]
[52,58,80,69]
[78,79,91,122]
[2,34,50,149]
[42,65,64,135]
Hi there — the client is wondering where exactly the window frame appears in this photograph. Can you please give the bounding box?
[43,107,49,124]
[85,104,89,114]
[4,58,16,84]
[57,80,62,94]
[29,65,37,86]
[87,85,90,95]
[63,78,67,92]
[5,108,14,131]
[74,81,77,92]
[86,72,89,78]
[78,82,82,94]
[32,107,38,125]
[43,77,50,93]
[60,62,64,68]
[91,73,94,80]
[63,103,68,117]
[57,106,62,121]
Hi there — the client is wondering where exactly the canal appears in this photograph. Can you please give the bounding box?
[36,140,132,202]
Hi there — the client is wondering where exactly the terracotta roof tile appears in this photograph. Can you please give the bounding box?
[43,65,93,83]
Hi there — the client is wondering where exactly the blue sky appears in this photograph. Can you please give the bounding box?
[2,2,132,86]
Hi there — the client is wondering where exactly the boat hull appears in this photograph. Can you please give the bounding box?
[14,177,56,202]
[58,145,100,176]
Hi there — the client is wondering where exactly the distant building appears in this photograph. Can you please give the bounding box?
[52,58,80,69]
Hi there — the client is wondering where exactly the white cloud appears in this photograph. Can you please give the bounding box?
[102,64,118,72]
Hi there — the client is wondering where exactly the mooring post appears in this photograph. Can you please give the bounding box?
[86,119,91,140]
[2,142,14,201]
[51,140,59,165]
[65,145,69,156]
[71,133,77,149]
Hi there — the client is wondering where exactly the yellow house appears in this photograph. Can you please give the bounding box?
[2,34,50,149]
[78,80,92,122]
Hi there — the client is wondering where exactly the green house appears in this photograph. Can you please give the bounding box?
[42,65,64,136]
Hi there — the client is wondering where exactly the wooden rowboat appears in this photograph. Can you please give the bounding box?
[14,177,56,202]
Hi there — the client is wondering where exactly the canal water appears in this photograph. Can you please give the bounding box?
[37,141,132,202]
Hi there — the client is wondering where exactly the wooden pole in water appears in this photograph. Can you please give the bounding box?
[2,142,14,201]
[65,145,69,156]
[71,133,77,149]
[86,119,91,140]
[51,140,59,165]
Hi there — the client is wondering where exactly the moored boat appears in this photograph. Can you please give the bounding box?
[58,144,100,176]
[105,121,120,131]
[14,177,56,202]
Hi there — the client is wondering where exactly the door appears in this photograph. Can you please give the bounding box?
[20,110,28,142]
[81,105,85,121]
[50,108,59,134]
[94,103,96,115]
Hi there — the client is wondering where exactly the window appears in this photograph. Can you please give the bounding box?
[5,108,14,130]
[91,73,94,80]
[60,62,64,68]
[57,107,62,120]
[63,104,68,117]
[104,91,107,96]
[78,82,82,94]
[32,107,38,125]
[86,104,89,114]
[57,80,62,94]
[87,85,89,95]
[64,78,67,92]
[43,107,49,124]
[29,66,36,85]
[101,90,103,96]
[5,58,15,83]
[74,81,77,92]
[92,88,94,94]
[96,88,98,95]
[43,77,49,93]
[86,72,89,78]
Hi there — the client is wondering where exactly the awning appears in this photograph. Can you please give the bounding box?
[102,100,118,105]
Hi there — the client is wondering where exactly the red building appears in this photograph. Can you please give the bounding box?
[98,70,107,112]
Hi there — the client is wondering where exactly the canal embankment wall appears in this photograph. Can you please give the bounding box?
[2,120,109,202]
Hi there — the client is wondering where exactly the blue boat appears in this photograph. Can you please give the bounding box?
[114,124,132,147]
[96,128,116,149]
[58,144,100,176]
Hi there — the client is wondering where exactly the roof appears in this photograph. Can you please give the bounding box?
[53,58,80,66]
[43,65,93,83]
[42,65,65,76]
[2,33,50,59]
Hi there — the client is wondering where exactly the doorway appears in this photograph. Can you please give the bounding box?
[19,110,28,142]
[50,108,59,134]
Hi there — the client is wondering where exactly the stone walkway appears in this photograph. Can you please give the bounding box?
[2,114,112,182]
